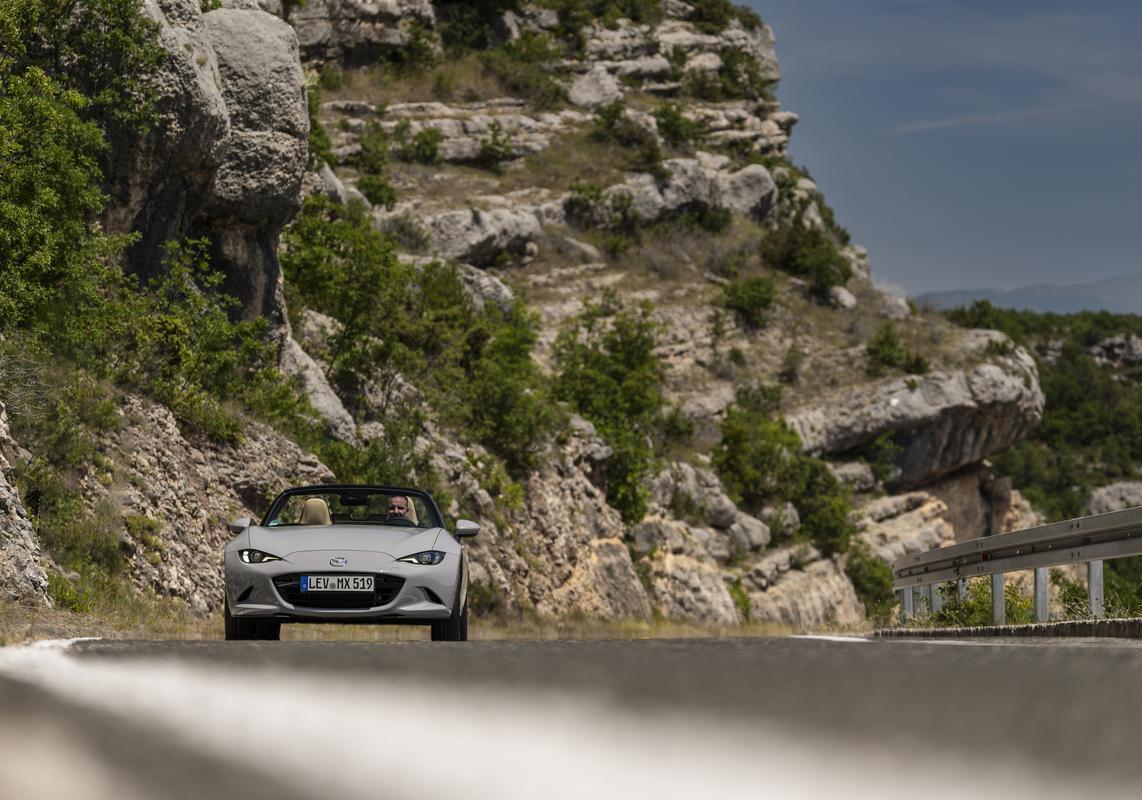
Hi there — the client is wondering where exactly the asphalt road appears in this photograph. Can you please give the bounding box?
[2,635,1142,799]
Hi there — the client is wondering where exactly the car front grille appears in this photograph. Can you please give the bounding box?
[272,573,405,610]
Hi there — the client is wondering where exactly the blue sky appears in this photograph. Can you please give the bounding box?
[743,0,1142,295]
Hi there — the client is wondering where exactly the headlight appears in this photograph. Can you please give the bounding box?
[397,550,445,566]
[239,549,281,564]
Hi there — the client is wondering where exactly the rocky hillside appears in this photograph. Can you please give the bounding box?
[0,0,1047,630]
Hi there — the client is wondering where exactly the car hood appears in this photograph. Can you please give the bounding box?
[249,524,443,560]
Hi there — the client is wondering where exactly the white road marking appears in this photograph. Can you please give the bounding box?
[786,634,870,643]
[0,639,1131,800]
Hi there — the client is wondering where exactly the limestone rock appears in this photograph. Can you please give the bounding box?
[568,66,623,109]
[278,335,358,444]
[422,205,546,267]
[746,551,863,629]
[199,8,308,324]
[1088,335,1142,367]
[830,286,857,310]
[456,264,516,313]
[0,402,50,605]
[606,157,776,222]
[1088,482,1142,515]
[280,0,435,64]
[642,550,739,625]
[103,0,308,328]
[787,340,1044,486]
[434,423,651,622]
[858,492,955,564]
[829,461,876,492]
[100,395,332,614]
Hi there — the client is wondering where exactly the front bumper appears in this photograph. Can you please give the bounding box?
[225,549,455,622]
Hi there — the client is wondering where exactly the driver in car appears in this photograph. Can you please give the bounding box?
[386,496,410,521]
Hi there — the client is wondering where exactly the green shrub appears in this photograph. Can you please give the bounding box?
[319,63,344,90]
[553,300,664,523]
[676,203,731,234]
[307,88,335,167]
[564,181,606,228]
[844,540,895,622]
[728,578,751,621]
[358,174,397,208]
[653,102,704,149]
[549,0,664,45]
[0,0,162,330]
[394,122,443,164]
[865,323,928,378]
[685,46,774,102]
[380,212,431,252]
[760,214,851,301]
[479,47,564,109]
[282,197,559,477]
[722,275,775,329]
[687,0,762,33]
[391,20,437,70]
[436,0,521,52]
[713,383,855,554]
[355,121,397,208]
[475,121,514,170]
[778,343,803,385]
[931,579,1034,627]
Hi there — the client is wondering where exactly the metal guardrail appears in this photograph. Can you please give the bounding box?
[891,506,1142,625]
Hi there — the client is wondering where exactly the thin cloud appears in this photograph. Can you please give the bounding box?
[889,100,1099,135]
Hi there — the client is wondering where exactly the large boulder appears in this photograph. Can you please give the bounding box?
[102,0,308,327]
[787,338,1044,487]
[0,403,50,606]
[267,0,435,65]
[278,335,359,444]
[197,8,309,323]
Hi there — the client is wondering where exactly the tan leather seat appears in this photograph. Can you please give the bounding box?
[299,497,332,526]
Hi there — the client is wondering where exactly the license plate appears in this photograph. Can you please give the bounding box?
[301,575,374,592]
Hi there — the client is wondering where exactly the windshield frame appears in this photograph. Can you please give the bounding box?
[260,484,445,529]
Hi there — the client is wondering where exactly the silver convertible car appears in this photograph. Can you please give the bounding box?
[223,485,478,641]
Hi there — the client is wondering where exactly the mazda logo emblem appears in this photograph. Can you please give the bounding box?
[329,556,348,567]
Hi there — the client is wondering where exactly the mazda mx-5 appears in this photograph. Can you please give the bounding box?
[223,485,478,641]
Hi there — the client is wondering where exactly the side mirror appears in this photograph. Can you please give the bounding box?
[229,517,252,535]
[455,519,480,538]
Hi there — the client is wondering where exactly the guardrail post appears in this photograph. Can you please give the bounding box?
[957,579,968,603]
[1089,560,1105,619]
[921,584,933,615]
[1034,567,1049,623]
[898,588,914,623]
[991,573,1005,625]
[931,582,944,614]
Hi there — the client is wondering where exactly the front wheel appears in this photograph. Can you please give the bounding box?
[224,602,281,641]
[431,600,468,642]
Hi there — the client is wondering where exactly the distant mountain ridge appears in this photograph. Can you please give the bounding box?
[919,273,1142,314]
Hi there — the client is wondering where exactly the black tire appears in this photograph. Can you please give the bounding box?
[224,602,281,641]
[431,589,468,642]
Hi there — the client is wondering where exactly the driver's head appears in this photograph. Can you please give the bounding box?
[386,496,409,518]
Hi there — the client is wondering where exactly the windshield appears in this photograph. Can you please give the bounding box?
[262,488,441,529]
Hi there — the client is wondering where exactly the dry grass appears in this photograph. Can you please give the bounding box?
[0,600,815,645]
[497,130,633,194]
[0,599,219,645]
[324,56,521,109]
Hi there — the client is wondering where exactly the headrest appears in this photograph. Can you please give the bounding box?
[299,497,332,526]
